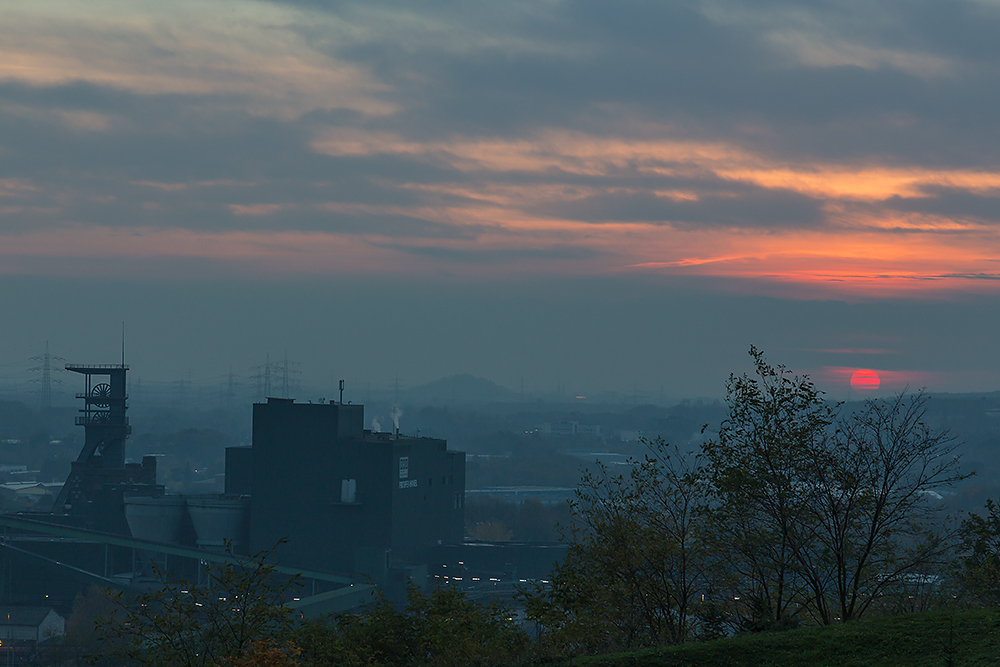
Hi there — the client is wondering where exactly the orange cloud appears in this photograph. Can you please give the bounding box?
[311,128,752,176]
[617,220,1000,296]
[3,187,999,297]
[228,203,286,216]
[0,178,38,195]
[0,4,394,119]
[312,128,1000,203]
[305,128,1000,296]
[718,167,1000,201]
[9,212,990,297]
[6,104,1000,296]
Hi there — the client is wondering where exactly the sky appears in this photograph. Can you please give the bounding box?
[1,0,1000,402]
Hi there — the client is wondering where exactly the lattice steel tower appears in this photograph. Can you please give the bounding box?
[52,364,132,512]
[28,341,64,411]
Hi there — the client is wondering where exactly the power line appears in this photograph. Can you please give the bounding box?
[28,341,65,411]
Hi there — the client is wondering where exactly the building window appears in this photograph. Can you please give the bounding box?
[341,478,356,503]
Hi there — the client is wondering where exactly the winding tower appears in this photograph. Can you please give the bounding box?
[52,364,149,521]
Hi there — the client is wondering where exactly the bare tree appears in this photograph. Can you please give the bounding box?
[802,393,967,621]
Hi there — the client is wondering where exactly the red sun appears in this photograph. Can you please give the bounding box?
[850,369,881,394]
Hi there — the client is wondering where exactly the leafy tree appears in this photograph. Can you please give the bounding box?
[471,521,513,541]
[532,348,969,654]
[96,542,524,667]
[703,350,966,626]
[217,640,301,667]
[465,495,569,542]
[96,544,299,667]
[38,586,121,666]
[465,494,517,537]
[523,438,711,653]
[701,347,834,629]
[957,498,1000,606]
[295,585,527,667]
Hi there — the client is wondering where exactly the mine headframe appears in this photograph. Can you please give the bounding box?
[51,364,132,514]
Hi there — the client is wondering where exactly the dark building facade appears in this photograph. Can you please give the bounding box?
[247,398,465,579]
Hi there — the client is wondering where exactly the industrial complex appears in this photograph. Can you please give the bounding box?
[0,362,472,638]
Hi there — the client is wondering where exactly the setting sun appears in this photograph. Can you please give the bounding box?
[850,369,881,394]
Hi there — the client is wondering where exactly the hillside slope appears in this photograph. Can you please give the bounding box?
[570,610,1000,667]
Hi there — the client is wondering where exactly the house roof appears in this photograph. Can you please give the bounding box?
[0,607,61,627]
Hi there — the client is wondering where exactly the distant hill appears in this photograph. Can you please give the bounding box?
[406,374,516,405]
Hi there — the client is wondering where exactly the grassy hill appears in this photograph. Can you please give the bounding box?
[568,610,1000,667]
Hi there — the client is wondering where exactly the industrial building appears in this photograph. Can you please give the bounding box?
[0,363,467,614]
[245,397,465,581]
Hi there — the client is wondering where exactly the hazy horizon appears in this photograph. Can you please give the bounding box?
[2,274,998,404]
